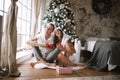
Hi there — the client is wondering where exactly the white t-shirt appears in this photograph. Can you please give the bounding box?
[36,31,54,58]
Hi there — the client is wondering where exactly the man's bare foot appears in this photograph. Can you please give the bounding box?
[30,62,36,68]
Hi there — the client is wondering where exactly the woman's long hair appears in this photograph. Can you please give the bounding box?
[54,29,63,47]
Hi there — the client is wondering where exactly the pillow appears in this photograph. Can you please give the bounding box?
[61,33,70,46]
[86,37,110,52]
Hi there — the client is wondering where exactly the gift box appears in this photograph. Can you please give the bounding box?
[56,66,73,74]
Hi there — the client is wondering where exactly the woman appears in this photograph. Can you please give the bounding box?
[53,28,86,67]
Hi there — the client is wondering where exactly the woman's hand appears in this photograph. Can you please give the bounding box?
[56,42,65,51]
[65,41,76,55]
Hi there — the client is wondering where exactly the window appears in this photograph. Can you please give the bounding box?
[0,0,33,50]
[17,0,32,50]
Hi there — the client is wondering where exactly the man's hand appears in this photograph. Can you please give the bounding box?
[39,43,47,48]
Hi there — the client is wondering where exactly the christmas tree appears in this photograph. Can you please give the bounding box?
[43,0,77,42]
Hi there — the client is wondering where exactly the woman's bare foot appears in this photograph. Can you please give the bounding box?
[49,63,56,67]
[38,58,48,64]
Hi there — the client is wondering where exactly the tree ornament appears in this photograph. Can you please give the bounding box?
[57,18,60,21]
[64,29,66,32]
[54,8,60,13]
[65,19,71,23]
[65,6,68,8]
[64,9,66,12]
[63,15,66,17]
[73,26,76,30]
[60,4,65,9]
[61,25,64,28]
[55,13,58,16]
[61,12,64,15]
[72,20,75,22]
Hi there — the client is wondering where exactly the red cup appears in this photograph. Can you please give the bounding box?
[48,44,54,49]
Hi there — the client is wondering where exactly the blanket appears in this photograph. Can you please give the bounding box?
[87,40,120,70]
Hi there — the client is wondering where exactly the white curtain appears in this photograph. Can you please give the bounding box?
[0,16,2,65]
[1,0,20,77]
[33,0,42,36]
[39,0,52,28]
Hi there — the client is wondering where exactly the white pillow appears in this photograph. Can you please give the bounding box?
[87,41,97,52]
[61,33,70,47]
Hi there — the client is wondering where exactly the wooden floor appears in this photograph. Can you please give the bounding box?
[2,51,120,80]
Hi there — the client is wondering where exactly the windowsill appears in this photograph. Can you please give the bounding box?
[16,50,32,59]
[16,49,32,64]
[17,47,32,52]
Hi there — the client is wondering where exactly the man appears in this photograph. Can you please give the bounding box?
[27,23,57,64]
